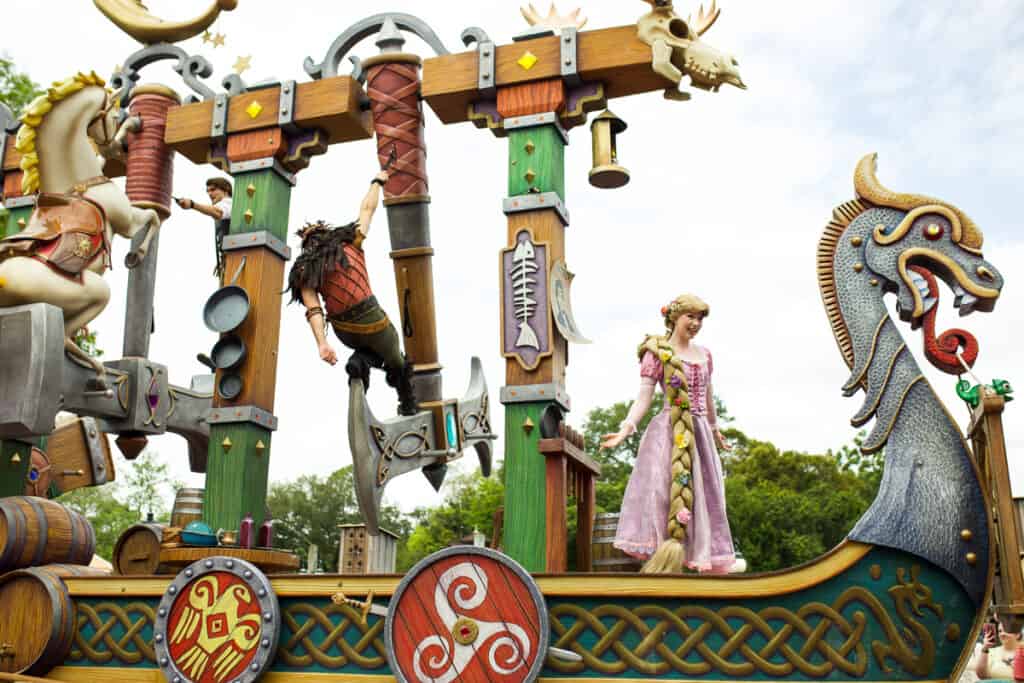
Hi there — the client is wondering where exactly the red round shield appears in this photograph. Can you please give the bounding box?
[385,546,549,683]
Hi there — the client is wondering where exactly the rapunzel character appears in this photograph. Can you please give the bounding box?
[601,294,735,573]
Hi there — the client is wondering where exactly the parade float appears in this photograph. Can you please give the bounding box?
[0,1,1016,681]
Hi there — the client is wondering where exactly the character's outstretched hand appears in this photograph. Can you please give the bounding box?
[175,197,194,210]
[318,341,338,366]
[713,426,732,452]
[600,431,627,450]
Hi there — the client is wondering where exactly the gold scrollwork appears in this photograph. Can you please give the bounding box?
[547,565,941,678]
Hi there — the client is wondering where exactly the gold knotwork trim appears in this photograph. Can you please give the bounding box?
[278,602,388,669]
[71,602,157,665]
[547,565,941,677]
[331,316,390,335]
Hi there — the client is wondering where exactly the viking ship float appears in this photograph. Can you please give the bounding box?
[0,1,1016,682]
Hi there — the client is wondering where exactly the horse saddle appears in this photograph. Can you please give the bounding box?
[0,193,109,275]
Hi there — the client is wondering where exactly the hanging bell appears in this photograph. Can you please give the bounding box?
[588,109,630,189]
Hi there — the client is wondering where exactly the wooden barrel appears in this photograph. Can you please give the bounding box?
[0,497,95,573]
[0,565,76,676]
[170,488,204,529]
[591,512,642,573]
[113,523,166,576]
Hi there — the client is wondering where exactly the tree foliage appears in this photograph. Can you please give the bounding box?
[0,55,41,116]
[58,485,136,562]
[267,466,410,572]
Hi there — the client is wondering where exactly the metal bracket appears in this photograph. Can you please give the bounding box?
[513,27,556,42]
[206,405,279,431]
[503,192,570,227]
[502,111,570,145]
[210,93,229,142]
[221,231,292,261]
[80,417,110,486]
[110,43,216,106]
[278,80,298,133]
[228,157,297,186]
[500,383,571,411]
[462,27,496,99]
[560,27,581,88]
[305,13,450,80]
[4,196,35,210]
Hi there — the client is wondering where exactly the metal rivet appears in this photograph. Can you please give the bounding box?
[216,101,224,108]
[226,560,235,569]
[853,263,864,273]
[258,588,267,597]
[205,560,214,568]
[869,279,879,287]
[264,612,272,622]
[185,569,193,577]
[169,586,177,595]
[261,639,271,648]
[155,634,164,643]
[251,663,260,671]
[851,236,863,246]
[159,608,167,617]
[245,571,253,579]
[565,36,572,42]
[281,108,289,115]
[482,73,491,80]
[160,657,168,666]
[961,529,973,541]
[482,50,490,57]
[966,552,977,565]
[564,59,572,66]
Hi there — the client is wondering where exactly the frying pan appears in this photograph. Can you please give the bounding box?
[217,373,243,401]
[203,257,249,333]
[210,334,247,370]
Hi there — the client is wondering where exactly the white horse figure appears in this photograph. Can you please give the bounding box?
[0,72,160,388]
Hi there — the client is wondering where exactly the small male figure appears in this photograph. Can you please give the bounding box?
[175,177,233,277]
[287,170,416,416]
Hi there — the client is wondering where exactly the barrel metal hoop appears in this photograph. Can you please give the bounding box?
[24,496,49,567]
[0,501,28,569]
[31,568,75,670]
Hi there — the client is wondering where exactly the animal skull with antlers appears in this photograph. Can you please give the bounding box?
[521,3,587,32]
[637,0,745,100]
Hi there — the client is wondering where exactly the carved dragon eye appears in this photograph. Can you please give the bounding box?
[923,222,944,241]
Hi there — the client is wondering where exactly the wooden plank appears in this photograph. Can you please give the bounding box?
[165,76,373,164]
[2,172,24,199]
[203,423,272,532]
[422,25,670,124]
[215,247,286,412]
[503,403,548,572]
[497,79,565,119]
[545,452,568,573]
[505,209,565,386]
[577,473,596,572]
[538,437,601,476]
[2,137,20,171]
[508,127,565,200]
[226,128,286,163]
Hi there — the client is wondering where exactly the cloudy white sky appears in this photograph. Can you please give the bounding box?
[4,0,1022,513]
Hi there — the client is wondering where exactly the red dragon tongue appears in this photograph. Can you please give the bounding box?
[908,265,979,375]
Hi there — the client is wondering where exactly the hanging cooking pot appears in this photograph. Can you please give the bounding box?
[218,373,243,401]
[210,334,247,371]
[203,257,250,333]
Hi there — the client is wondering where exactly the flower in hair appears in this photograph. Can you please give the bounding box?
[669,374,684,389]
[676,508,692,525]
[661,306,668,315]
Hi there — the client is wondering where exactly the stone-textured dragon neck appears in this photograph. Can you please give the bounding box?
[817,155,1004,606]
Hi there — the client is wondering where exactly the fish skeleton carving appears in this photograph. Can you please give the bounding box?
[511,239,540,350]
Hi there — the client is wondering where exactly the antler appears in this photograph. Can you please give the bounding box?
[520,3,588,30]
[688,0,720,36]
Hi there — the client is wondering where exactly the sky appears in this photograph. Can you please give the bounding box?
[3,0,1022,515]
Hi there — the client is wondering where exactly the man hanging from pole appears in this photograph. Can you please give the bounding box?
[287,168,417,416]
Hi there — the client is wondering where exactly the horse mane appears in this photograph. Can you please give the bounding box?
[816,197,871,370]
[15,71,107,195]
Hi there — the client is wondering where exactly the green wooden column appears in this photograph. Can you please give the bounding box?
[500,112,570,572]
[201,165,292,532]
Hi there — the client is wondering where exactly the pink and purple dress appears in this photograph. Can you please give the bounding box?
[613,347,736,573]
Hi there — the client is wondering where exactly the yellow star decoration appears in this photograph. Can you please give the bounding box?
[233,55,252,75]
[201,30,212,44]
[212,32,226,48]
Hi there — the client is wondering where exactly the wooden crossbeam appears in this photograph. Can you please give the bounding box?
[164,76,373,163]
[422,25,669,124]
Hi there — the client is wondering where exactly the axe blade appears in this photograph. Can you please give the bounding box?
[458,356,495,477]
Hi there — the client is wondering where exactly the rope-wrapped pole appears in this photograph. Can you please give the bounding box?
[363,54,441,404]
[122,86,179,358]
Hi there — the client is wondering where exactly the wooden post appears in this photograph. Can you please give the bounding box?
[162,76,371,533]
[538,432,601,573]
[970,389,1024,624]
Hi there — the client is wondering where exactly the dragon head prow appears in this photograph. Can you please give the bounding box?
[855,154,1003,327]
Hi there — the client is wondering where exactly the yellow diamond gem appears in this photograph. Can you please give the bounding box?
[245,100,263,119]
[517,51,539,70]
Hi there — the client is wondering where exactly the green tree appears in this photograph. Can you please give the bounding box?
[267,466,410,572]
[59,485,137,562]
[120,451,179,522]
[0,55,41,115]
